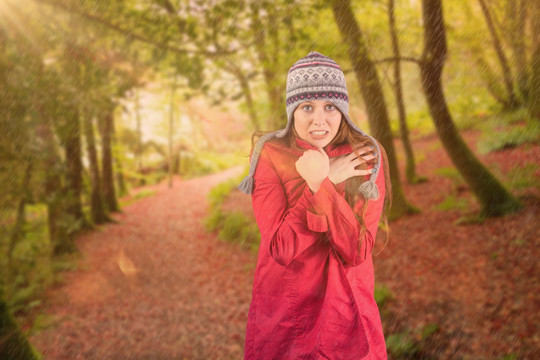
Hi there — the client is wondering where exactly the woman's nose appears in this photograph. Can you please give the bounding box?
[313,109,326,126]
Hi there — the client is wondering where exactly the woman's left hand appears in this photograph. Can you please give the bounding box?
[328,147,375,185]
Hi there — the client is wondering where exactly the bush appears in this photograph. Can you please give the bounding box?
[385,323,441,359]
[434,167,464,187]
[374,285,394,308]
[207,178,239,208]
[435,195,470,211]
[2,204,57,314]
[180,151,245,179]
[218,212,260,251]
[205,172,260,252]
[477,109,540,154]
[386,332,419,358]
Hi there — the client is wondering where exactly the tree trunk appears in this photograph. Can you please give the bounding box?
[0,299,39,360]
[225,61,260,130]
[388,0,422,184]
[478,0,520,108]
[473,55,511,108]
[83,111,109,224]
[7,162,32,282]
[98,105,120,212]
[168,78,176,189]
[506,0,529,100]
[527,0,540,120]
[135,88,143,173]
[250,2,283,129]
[115,154,128,198]
[420,0,522,217]
[38,119,76,256]
[331,0,416,219]
[63,108,89,230]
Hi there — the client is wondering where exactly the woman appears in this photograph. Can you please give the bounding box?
[239,51,391,360]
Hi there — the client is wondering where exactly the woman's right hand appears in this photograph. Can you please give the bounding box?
[328,146,375,185]
[295,148,329,193]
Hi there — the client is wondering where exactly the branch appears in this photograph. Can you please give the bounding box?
[35,0,234,58]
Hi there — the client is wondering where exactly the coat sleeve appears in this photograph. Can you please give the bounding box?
[252,147,323,267]
[307,156,386,267]
[252,145,386,268]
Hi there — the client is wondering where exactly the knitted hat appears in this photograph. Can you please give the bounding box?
[239,51,381,200]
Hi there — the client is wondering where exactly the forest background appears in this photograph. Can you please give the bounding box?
[0,0,539,359]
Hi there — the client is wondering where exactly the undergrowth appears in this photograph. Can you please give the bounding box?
[476,108,540,154]
[205,172,260,252]
[1,204,78,319]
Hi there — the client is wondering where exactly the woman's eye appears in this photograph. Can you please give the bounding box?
[303,105,313,111]
[326,104,336,110]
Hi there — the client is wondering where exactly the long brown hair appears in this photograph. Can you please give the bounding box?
[329,120,392,248]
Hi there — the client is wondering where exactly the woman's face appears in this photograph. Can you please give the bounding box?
[293,100,342,148]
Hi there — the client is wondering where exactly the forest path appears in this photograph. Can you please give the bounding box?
[30,166,254,360]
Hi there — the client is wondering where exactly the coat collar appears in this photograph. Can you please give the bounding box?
[295,137,353,158]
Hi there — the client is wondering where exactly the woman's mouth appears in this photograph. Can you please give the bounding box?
[310,130,328,138]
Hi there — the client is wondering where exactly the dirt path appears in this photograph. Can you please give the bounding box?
[30,166,255,360]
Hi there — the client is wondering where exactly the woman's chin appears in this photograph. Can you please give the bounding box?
[307,138,332,148]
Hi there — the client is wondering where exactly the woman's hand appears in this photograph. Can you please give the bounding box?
[295,148,329,193]
[328,146,375,185]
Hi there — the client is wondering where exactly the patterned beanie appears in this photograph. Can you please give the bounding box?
[239,51,382,200]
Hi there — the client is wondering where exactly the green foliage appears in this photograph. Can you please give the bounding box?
[497,353,518,360]
[386,332,419,358]
[119,189,157,208]
[399,109,435,139]
[218,212,260,251]
[144,171,169,186]
[478,124,540,154]
[435,195,470,211]
[434,167,465,187]
[1,203,79,317]
[205,172,259,251]
[179,151,244,179]
[499,163,539,192]
[374,285,394,309]
[133,189,157,200]
[420,323,439,339]
[477,109,540,154]
[2,205,51,314]
[385,323,441,359]
[207,177,240,208]
[30,313,58,334]
[205,210,225,233]
[205,209,260,251]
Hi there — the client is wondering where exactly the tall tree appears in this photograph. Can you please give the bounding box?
[0,297,39,360]
[527,0,540,120]
[168,76,177,188]
[7,162,32,283]
[83,109,109,224]
[331,0,416,219]
[249,2,283,129]
[504,0,529,100]
[37,111,76,256]
[388,0,423,184]
[61,107,88,229]
[420,0,522,217]
[58,43,90,232]
[477,0,520,108]
[99,102,120,212]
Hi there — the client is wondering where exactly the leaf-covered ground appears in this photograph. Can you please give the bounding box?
[28,131,539,359]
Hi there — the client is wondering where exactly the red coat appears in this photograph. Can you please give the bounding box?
[244,138,387,360]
